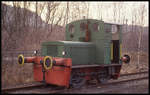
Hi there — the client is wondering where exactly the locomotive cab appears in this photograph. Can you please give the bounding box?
[40,19,130,87]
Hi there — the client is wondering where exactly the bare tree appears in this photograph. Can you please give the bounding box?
[97,2,103,20]
[1,3,8,32]
[38,2,46,17]
[62,2,69,26]
[85,2,90,19]
[117,2,123,23]
[35,1,38,33]
[43,2,61,38]
[113,2,117,23]
[55,8,64,26]
[112,2,123,24]
[136,4,146,69]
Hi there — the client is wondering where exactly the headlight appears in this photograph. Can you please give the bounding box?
[34,50,37,54]
[62,51,66,56]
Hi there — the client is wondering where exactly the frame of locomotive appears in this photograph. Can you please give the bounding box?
[18,19,130,88]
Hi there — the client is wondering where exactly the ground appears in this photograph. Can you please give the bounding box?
[61,79,148,94]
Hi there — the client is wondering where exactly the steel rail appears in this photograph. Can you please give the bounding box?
[2,82,45,93]
[49,76,149,94]
[104,76,148,86]
[120,71,148,77]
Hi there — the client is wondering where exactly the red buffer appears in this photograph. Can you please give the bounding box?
[18,55,72,88]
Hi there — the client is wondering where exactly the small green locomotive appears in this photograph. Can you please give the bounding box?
[18,19,130,88]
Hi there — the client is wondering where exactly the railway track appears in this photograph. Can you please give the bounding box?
[120,71,148,77]
[2,82,45,93]
[112,71,148,82]
[2,71,148,94]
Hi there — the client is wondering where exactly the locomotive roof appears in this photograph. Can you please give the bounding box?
[42,41,94,46]
[104,22,122,26]
[67,19,102,25]
[67,19,122,26]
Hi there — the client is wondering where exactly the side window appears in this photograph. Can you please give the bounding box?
[80,22,86,31]
[105,24,111,33]
[69,24,75,38]
[92,23,99,32]
[111,25,118,34]
[69,24,74,33]
[69,24,75,33]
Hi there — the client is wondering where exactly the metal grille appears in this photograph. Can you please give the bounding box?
[47,45,57,56]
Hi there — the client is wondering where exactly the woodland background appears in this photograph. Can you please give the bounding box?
[1,2,148,87]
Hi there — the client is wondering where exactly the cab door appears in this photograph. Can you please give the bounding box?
[111,40,120,64]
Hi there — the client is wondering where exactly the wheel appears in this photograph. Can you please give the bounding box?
[97,75,109,84]
[70,73,86,88]
[97,71,109,84]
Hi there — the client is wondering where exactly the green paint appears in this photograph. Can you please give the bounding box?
[41,41,95,65]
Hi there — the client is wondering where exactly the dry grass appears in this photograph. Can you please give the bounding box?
[2,61,34,88]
